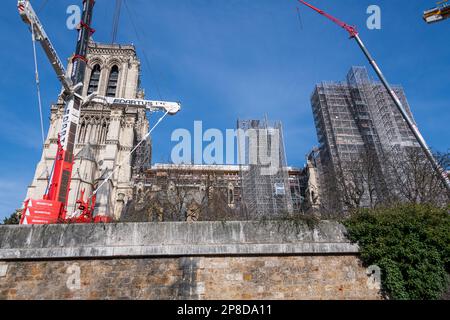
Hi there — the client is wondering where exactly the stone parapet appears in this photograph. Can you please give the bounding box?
[0,221,357,260]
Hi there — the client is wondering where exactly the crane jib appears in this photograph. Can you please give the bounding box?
[18,1,71,91]
[104,97,181,114]
[108,98,172,108]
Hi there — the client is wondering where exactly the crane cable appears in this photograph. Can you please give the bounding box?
[30,22,51,184]
[91,109,170,197]
[111,0,122,43]
[37,0,50,13]
[296,7,303,30]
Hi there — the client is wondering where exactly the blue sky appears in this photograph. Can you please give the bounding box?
[0,0,449,219]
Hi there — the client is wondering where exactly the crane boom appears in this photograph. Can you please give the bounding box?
[95,97,181,114]
[297,0,358,37]
[297,0,450,193]
[18,1,72,93]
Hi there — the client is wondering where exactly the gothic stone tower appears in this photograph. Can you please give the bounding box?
[26,42,150,220]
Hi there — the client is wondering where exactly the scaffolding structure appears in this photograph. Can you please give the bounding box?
[132,135,152,176]
[237,118,293,218]
[311,66,421,209]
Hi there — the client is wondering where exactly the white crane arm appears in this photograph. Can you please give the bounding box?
[18,0,72,93]
[91,96,181,115]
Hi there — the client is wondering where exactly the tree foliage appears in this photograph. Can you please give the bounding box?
[318,149,449,217]
[2,209,21,225]
[344,204,450,300]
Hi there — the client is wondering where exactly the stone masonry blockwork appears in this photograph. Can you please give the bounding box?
[0,256,380,300]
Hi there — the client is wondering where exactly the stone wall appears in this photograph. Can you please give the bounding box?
[0,221,381,300]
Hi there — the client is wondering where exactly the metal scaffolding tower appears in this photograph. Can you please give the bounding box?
[237,118,293,218]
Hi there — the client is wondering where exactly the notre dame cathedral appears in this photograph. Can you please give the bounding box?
[26,41,152,220]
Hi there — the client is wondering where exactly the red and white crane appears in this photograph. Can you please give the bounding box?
[17,0,180,224]
[18,0,97,224]
[297,0,450,193]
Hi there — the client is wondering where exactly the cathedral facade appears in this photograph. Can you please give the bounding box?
[26,42,150,220]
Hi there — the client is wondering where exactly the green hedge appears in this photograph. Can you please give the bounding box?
[344,204,450,300]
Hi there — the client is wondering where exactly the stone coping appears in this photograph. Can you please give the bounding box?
[0,221,358,260]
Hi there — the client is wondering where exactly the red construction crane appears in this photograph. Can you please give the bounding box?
[17,0,107,224]
[297,0,450,193]
[17,1,181,225]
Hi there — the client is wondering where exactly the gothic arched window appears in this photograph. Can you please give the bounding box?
[106,65,119,97]
[78,121,87,143]
[87,64,101,95]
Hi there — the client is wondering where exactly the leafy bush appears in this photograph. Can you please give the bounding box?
[344,204,450,300]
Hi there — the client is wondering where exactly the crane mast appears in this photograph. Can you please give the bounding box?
[48,0,95,210]
[297,0,450,193]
